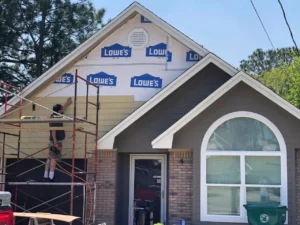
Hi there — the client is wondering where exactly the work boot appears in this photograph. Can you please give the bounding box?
[49,177,57,182]
[42,177,49,182]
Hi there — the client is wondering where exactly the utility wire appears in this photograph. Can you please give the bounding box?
[249,0,292,77]
[249,0,276,50]
[277,0,300,56]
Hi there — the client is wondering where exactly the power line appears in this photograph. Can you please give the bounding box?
[249,0,292,80]
[249,0,276,50]
[277,0,300,56]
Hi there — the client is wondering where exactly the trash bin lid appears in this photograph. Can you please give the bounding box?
[243,203,287,210]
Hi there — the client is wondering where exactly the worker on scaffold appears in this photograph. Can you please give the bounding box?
[43,97,73,182]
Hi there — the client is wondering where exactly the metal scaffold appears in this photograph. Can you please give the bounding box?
[0,69,100,225]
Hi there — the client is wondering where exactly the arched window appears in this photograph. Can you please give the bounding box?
[200,111,287,223]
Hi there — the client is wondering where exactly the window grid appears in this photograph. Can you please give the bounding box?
[205,155,282,218]
[200,112,287,224]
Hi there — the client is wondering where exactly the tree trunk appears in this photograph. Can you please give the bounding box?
[36,2,48,77]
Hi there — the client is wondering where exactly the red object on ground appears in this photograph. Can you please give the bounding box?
[0,208,14,225]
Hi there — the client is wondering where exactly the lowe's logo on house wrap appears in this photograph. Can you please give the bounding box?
[186,50,201,62]
[54,73,74,84]
[141,15,151,23]
[146,43,172,62]
[87,72,117,86]
[130,74,162,88]
[101,43,132,58]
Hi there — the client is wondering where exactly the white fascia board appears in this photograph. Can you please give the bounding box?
[98,136,116,150]
[0,2,213,117]
[133,3,209,56]
[98,53,237,149]
[0,4,137,116]
[152,71,300,149]
[240,72,300,120]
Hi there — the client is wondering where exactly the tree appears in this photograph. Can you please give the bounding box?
[257,56,300,108]
[0,0,105,104]
[239,47,297,76]
[240,47,300,108]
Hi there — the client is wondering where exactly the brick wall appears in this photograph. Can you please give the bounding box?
[87,150,117,225]
[168,149,193,225]
[296,150,300,225]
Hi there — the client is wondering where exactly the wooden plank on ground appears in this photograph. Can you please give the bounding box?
[13,212,80,222]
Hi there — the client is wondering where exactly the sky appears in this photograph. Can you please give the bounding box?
[92,0,300,68]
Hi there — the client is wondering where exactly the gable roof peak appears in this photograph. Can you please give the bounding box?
[151,69,300,149]
[98,53,238,149]
[0,1,211,116]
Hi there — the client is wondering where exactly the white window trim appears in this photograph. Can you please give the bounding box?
[200,111,288,223]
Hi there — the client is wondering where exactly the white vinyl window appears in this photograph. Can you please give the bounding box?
[200,111,287,223]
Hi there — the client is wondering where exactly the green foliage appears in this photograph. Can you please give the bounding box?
[240,47,297,76]
[0,0,105,104]
[258,56,300,108]
[240,47,300,108]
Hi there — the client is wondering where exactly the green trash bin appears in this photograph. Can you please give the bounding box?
[243,203,287,225]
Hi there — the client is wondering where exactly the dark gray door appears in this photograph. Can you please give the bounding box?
[129,155,166,225]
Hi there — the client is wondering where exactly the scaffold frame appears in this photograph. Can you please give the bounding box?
[0,69,100,225]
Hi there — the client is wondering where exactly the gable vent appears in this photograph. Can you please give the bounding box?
[128,28,148,49]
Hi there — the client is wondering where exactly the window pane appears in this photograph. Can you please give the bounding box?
[207,156,240,184]
[245,156,281,185]
[247,187,280,204]
[207,118,279,151]
[207,186,240,216]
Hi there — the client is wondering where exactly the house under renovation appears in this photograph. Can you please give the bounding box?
[1,2,300,225]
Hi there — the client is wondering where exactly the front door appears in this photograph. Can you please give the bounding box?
[129,155,167,225]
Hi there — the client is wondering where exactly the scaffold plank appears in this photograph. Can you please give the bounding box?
[0,118,81,124]
[1,127,86,131]
[8,182,87,186]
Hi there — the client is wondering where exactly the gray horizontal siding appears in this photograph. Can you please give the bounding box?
[173,82,300,225]
[114,63,231,153]
[114,63,232,225]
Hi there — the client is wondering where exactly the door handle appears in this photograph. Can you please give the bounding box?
[161,189,164,199]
